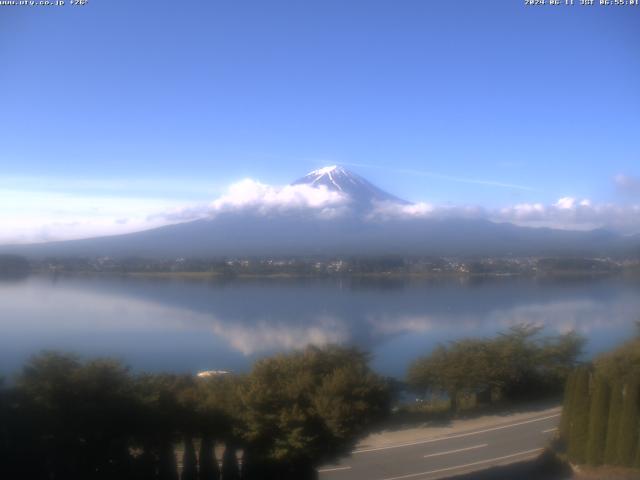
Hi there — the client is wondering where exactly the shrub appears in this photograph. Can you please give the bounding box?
[616,378,640,466]
[559,370,577,442]
[567,367,590,464]
[603,381,624,465]
[585,375,609,465]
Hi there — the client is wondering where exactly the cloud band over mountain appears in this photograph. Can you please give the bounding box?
[2,167,640,245]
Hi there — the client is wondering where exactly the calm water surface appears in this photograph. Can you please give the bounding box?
[1,274,639,378]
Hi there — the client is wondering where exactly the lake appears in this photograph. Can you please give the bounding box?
[1,274,638,378]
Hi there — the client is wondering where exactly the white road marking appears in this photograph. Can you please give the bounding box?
[542,427,558,433]
[423,443,488,459]
[379,448,543,480]
[318,466,352,473]
[354,413,560,454]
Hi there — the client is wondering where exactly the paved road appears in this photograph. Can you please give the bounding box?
[318,412,560,480]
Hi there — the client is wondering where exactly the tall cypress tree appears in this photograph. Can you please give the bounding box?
[158,439,179,480]
[616,378,640,467]
[198,436,219,480]
[239,447,269,480]
[221,443,240,480]
[133,442,157,480]
[240,447,282,480]
[604,381,624,465]
[182,436,198,480]
[586,375,610,465]
[559,370,577,443]
[567,367,591,464]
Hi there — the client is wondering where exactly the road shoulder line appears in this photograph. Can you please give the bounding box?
[354,412,560,454]
[379,448,543,480]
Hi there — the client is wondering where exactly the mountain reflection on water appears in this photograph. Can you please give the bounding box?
[1,274,639,377]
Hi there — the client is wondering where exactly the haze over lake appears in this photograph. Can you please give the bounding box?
[1,274,638,378]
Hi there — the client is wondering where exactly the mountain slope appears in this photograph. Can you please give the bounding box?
[1,166,637,258]
[292,165,408,207]
[1,212,633,259]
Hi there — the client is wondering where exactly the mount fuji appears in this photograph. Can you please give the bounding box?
[0,166,635,258]
[292,165,408,208]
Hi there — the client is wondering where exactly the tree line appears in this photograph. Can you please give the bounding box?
[560,324,640,469]
[0,325,586,480]
[20,254,629,277]
[0,346,390,480]
[407,325,585,412]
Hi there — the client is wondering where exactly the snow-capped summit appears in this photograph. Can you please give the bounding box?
[308,165,341,176]
[292,165,407,207]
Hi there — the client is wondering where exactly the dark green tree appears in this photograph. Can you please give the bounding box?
[72,358,137,479]
[604,381,624,465]
[408,325,584,412]
[616,378,640,466]
[493,325,584,400]
[221,444,240,480]
[559,370,577,442]
[158,439,179,480]
[589,330,640,467]
[407,342,485,412]
[585,375,610,465]
[198,436,219,480]
[16,352,138,480]
[195,375,240,442]
[238,346,390,478]
[131,445,156,480]
[596,336,640,385]
[538,330,586,387]
[239,446,270,480]
[567,367,590,464]
[182,436,198,480]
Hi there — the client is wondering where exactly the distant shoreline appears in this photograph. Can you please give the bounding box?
[23,268,640,281]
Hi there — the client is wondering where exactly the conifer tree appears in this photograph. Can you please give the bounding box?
[158,439,179,480]
[559,370,577,442]
[604,381,624,465]
[133,443,157,480]
[567,367,590,464]
[198,436,219,480]
[221,443,240,480]
[240,448,273,480]
[616,378,640,467]
[586,375,609,465]
[182,436,198,480]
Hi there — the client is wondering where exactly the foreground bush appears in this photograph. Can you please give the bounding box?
[0,347,391,480]
[561,328,640,470]
[407,324,584,412]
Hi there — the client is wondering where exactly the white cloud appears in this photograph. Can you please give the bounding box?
[367,201,435,220]
[494,199,640,232]
[554,197,577,210]
[0,178,352,244]
[0,189,195,244]
[209,179,348,215]
[507,203,546,220]
[3,173,640,245]
[368,201,489,222]
[367,196,640,234]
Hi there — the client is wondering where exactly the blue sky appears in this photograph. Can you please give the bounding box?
[1,0,639,242]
